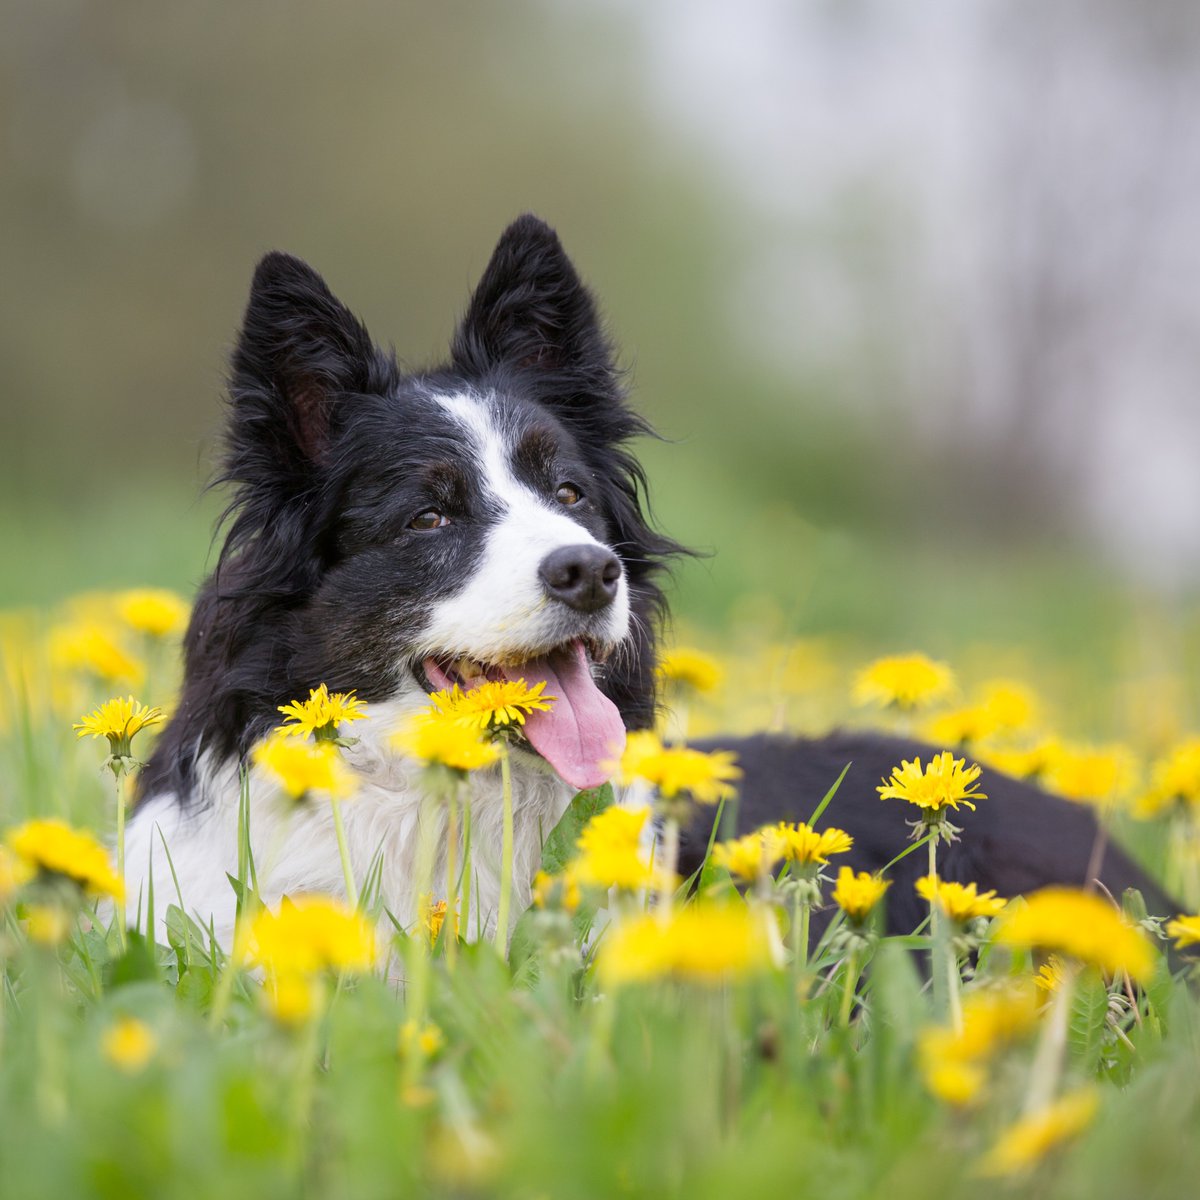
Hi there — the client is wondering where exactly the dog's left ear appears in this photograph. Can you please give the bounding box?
[451,215,617,394]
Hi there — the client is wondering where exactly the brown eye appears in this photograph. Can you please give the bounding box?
[408,510,449,531]
[555,483,582,506]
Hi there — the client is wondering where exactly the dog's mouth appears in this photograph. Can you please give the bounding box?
[419,638,626,792]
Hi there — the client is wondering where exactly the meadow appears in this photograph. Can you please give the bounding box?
[2,573,1200,1200]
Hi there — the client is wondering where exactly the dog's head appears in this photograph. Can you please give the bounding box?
[153,216,681,795]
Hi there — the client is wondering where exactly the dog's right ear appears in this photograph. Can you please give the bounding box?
[230,252,381,474]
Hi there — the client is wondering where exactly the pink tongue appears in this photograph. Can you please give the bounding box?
[505,641,626,791]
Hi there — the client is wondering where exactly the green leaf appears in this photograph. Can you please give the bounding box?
[1069,971,1112,1075]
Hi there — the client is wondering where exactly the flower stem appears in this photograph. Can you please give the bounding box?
[839,950,860,1027]
[494,746,514,947]
[445,787,459,969]
[113,767,127,952]
[928,833,944,1021]
[657,815,680,923]
[1024,966,1076,1114]
[329,796,358,909]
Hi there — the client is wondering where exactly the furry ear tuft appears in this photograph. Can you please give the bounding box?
[451,215,616,384]
[232,252,381,469]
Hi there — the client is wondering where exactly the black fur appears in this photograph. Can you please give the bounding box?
[141,216,683,803]
[682,733,1174,935]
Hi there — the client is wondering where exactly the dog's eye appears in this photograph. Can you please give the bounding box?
[408,509,449,531]
[555,483,583,506]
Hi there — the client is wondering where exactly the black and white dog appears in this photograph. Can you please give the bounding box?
[126,216,1170,944]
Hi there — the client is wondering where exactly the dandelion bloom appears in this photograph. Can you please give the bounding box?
[24,904,73,945]
[831,867,889,923]
[772,821,853,866]
[277,683,368,740]
[656,647,723,695]
[978,679,1038,732]
[1044,742,1137,809]
[1136,738,1200,819]
[6,818,123,901]
[924,706,998,749]
[979,739,1061,783]
[918,985,1040,1106]
[532,867,582,913]
[1034,956,1069,993]
[615,731,740,804]
[0,846,33,903]
[102,1017,157,1073]
[915,875,1007,922]
[993,887,1156,984]
[252,732,358,801]
[852,653,955,711]
[978,1088,1099,1177]
[237,895,378,978]
[574,806,657,891]
[877,751,987,815]
[712,830,783,882]
[116,589,190,638]
[392,710,501,774]
[74,695,165,758]
[1166,914,1200,949]
[429,679,553,731]
[49,623,144,686]
[400,1019,445,1060]
[598,902,775,987]
[420,895,449,941]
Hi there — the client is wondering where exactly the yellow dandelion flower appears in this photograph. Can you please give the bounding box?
[978,1088,1099,1177]
[979,679,1038,732]
[615,731,741,805]
[1044,742,1137,809]
[6,818,123,901]
[979,738,1061,782]
[532,866,582,913]
[918,985,1040,1107]
[277,683,368,740]
[915,875,1007,922]
[712,830,783,882]
[1136,738,1200,819]
[1166,914,1200,949]
[994,887,1156,983]
[0,846,33,904]
[877,751,987,816]
[74,695,165,759]
[831,866,890,923]
[924,705,998,749]
[771,821,854,866]
[399,1018,445,1060]
[24,904,73,946]
[236,895,378,977]
[263,972,325,1026]
[598,902,776,987]
[252,732,358,801]
[116,589,190,639]
[656,647,724,696]
[1034,956,1070,993]
[420,894,449,942]
[429,679,553,731]
[392,709,501,774]
[48,622,144,686]
[102,1017,157,1073]
[853,653,955,712]
[575,806,657,891]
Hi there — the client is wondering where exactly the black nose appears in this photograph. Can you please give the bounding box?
[539,545,622,613]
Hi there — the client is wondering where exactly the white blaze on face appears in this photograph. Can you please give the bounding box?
[419,392,630,662]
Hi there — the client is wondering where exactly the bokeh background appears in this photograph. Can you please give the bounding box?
[4,0,1199,706]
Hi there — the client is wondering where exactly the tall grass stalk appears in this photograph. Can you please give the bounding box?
[494,746,514,946]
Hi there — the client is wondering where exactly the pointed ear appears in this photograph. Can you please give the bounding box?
[450,215,617,386]
[231,252,380,468]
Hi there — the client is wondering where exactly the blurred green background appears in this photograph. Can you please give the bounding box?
[3,1,1199,700]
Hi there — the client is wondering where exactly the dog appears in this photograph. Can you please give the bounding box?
[126,215,1171,946]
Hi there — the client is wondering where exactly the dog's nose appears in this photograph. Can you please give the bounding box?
[539,545,622,613]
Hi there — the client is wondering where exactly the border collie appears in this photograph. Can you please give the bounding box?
[126,215,1170,945]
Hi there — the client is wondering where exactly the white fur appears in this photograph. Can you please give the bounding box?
[124,696,575,948]
[125,390,631,947]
